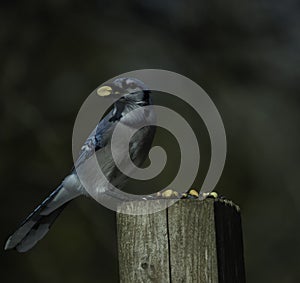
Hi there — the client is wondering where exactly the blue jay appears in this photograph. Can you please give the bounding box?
[5,77,156,252]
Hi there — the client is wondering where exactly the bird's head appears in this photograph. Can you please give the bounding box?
[97,77,151,105]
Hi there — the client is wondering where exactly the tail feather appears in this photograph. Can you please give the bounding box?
[5,185,78,252]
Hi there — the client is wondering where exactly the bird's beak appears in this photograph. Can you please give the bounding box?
[97,86,113,97]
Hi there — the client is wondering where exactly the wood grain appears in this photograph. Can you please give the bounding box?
[117,201,170,283]
[168,199,218,282]
[117,198,245,283]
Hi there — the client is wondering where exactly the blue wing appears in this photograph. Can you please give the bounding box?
[73,111,113,169]
[73,102,125,170]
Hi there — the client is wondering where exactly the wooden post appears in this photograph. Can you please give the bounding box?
[117,198,245,283]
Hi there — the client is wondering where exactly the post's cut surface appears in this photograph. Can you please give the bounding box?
[117,198,245,283]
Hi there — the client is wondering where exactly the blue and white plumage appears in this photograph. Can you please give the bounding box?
[5,77,156,252]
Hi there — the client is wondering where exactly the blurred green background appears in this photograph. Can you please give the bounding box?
[1,0,299,282]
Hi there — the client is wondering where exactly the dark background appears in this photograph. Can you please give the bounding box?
[1,1,300,282]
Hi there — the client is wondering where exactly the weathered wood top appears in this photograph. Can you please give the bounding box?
[117,198,245,283]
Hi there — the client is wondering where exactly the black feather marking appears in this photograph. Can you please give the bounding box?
[4,185,68,252]
[19,185,63,227]
[109,100,125,122]
[15,202,70,252]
